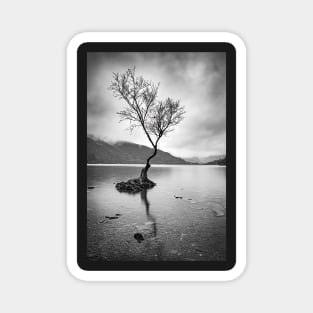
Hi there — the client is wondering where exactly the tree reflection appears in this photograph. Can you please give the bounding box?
[140,189,157,237]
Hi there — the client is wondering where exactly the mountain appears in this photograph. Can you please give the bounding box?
[183,156,203,164]
[205,157,226,165]
[184,154,226,164]
[87,136,189,164]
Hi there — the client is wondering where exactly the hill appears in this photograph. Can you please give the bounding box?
[184,154,226,164]
[205,157,226,165]
[87,136,189,165]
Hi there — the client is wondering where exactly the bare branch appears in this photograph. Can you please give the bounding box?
[108,67,185,150]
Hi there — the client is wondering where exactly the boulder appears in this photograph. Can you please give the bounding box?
[115,177,156,193]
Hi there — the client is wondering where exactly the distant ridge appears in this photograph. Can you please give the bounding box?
[205,157,226,166]
[87,136,189,165]
[184,154,226,164]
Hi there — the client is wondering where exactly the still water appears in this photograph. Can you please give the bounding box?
[87,165,226,261]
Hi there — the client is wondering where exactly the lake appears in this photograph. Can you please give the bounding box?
[87,165,226,261]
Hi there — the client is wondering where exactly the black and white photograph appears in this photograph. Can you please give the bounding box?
[4,0,313,309]
[85,50,231,266]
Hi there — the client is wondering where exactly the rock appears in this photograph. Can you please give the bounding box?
[174,195,183,199]
[207,203,225,216]
[134,233,144,243]
[105,216,118,220]
[116,177,156,193]
[212,208,225,217]
[88,186,95,189]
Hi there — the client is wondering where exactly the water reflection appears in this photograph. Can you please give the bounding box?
[140,189,157,237]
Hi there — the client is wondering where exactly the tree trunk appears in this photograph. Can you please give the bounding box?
[116,147,158,193]
[140,147,157,180]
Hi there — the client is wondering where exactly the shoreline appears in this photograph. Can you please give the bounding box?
[87,163,226,167]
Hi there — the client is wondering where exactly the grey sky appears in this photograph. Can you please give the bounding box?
[87,52,226,158]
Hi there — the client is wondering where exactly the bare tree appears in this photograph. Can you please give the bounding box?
[109,67,185,184]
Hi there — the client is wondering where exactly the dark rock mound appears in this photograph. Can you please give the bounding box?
[134,233,144,243]
[115,178,156,193]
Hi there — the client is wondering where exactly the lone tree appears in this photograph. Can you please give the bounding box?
[109,67,185,192]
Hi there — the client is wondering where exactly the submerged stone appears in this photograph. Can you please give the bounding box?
[134,233,144,243]
[174,195,183,199]
[105,216,119,220]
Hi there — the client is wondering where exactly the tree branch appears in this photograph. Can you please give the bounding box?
[108,67,185,152]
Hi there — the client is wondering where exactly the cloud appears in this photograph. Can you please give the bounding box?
[87,52,226,158]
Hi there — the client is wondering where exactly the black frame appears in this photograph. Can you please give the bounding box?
[77,42,236,271]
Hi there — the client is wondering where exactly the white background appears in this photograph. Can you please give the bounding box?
[0,1,312,312]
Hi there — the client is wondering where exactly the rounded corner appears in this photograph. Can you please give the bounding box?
[67,32,92,55]
[222,32,247,54]
[225,257,237,271]
[224,258,246,281]
[66,258,90,282]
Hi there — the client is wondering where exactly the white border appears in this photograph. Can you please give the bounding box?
[67,32,246,281]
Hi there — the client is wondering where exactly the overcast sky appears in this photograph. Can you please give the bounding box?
[87,52,226,158]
